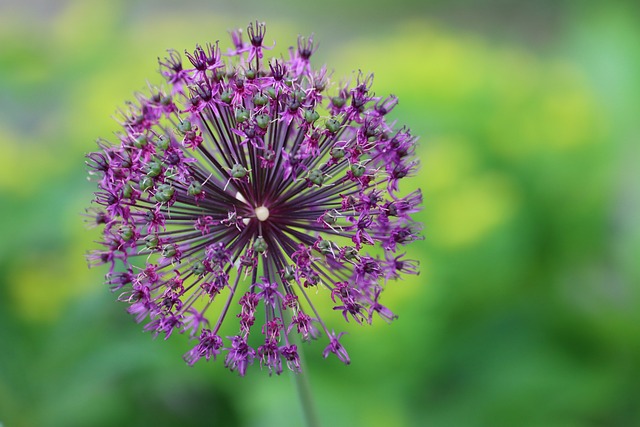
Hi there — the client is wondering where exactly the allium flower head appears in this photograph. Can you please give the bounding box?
[86,22,421,375]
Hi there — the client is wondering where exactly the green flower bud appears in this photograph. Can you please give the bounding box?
[119,151,132,168]
[192,261,206,276]
[306,271,319,286]
[162,244,176,258]
[154,184,174,203]
[326,118,341,133]
[177,120,192,134]
[317,239,335,255]
[294,89,306,102]
[253,236,268,253]
[214,68,226,81]
[231,164,248,179]
[235,108,250,124]
[387,202,398,216]
[323,211,338,225]
[155,136,170,151]
[118,225,134,241]
[146,161,162,177]
[343,246,358,261]
[256,114,270,129]
[283,265,296,281]
[351,164,366,177]
[122,183,134,199]
[331,96,346,108]
[139,175,153,191]
[134,135,148,148]
[145,234,159,249]
[253,93,268,106]
[265,86,276,99]
[221,89,233,104]
[330,147,345,159]
[188,181,202,196]
[309,169,324,186]
[304,109,320,124]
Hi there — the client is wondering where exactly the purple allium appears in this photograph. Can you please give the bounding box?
[86,22,421,376]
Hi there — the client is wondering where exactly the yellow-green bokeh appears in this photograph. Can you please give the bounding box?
[1,1,639,426]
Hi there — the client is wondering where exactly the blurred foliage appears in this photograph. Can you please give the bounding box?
[1,1,639,426]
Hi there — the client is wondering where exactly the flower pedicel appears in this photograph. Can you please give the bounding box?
[86,22,421,376]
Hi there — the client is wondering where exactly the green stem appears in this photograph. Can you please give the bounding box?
[292,343,321,427]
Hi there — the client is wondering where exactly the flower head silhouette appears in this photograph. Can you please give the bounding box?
[87,22,421,375]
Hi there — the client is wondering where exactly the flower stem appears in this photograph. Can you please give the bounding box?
[292,344,321,427]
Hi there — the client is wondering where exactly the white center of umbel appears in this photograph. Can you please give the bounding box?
[255,206,270,222]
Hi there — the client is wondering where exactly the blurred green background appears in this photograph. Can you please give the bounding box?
[1,0,639,426]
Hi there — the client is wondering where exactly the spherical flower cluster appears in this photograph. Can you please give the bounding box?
[86,22,421,376]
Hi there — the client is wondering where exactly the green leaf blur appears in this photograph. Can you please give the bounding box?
[1,1,639,426]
